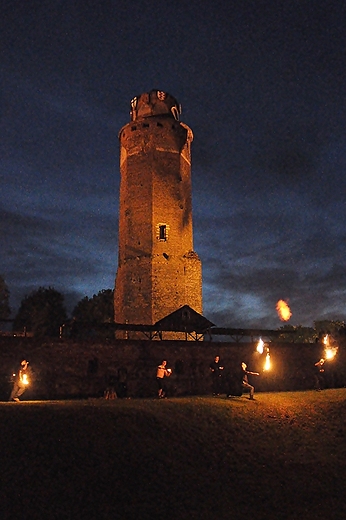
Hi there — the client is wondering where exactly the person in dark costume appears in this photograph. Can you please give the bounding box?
[209,356,224,395]
[314,358,325,391]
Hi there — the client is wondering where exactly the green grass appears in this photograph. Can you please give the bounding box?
[1,390,346,520]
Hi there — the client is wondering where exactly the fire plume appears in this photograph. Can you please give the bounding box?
[276,300,292,321]
[323,334,338,360]
[264,351,271,371]
[255,339,271,371]
[256,338,264,354]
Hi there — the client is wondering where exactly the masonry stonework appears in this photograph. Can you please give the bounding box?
[1,337,345,401]
[114,90,202,333]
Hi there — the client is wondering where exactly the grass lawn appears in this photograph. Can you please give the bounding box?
[1,389,346,520]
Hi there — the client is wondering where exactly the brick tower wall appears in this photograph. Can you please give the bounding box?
[115,91,202,331]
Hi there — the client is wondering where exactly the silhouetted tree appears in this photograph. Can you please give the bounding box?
[277,321,346,343]
[0,275,11,320]
[277,324,317,343]
[72,289,114,323]
[13,287,67,337]
[314,320,346,339]
[70,289,114,339]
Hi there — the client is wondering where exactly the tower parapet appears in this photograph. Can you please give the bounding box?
[129,90,181,121]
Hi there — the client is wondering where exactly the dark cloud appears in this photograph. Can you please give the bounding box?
[0,203,117,314]
[1,0,346,327]
[195,204,346,327]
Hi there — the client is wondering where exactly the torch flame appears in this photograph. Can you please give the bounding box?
[323,334,338,360]
[325,348,335,360]
[264,351,271,371]
[276,300,292,321]
[256,338,264,354]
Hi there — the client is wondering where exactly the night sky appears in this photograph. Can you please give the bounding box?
[2,0,346,329]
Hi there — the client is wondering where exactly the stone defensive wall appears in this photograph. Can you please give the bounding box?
[1,337,345,400]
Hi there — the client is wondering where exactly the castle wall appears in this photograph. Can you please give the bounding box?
[1,337,345,401]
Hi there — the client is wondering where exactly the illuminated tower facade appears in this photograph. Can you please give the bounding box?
[114,90,202,330]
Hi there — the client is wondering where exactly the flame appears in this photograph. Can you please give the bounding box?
[256,338,264,354]
[22,374,29,385]
[276,300,292,321]
[264,351,271,371]
[323,334,338,360]
[256,340,271,371]
[325,348,336,360]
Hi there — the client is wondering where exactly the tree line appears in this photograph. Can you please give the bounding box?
[1,275,345,341]
[0,275,113,338]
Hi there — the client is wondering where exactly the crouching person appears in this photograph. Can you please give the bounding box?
[241,362,259,400]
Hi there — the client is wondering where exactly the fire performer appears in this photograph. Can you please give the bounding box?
[9,359,30,402]
[156,360,172,399]
[209,355,224,395]
[240,362,259,400]
[314,358,325,391]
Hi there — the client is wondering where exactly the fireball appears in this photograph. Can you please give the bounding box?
[256,338,264,354]
[276,299,292,321]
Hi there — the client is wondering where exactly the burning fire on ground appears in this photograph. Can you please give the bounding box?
[276,299,292,321]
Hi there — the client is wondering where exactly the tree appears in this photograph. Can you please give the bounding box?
[314,320,346,338]
[276,321,346,344]
[13,287,67,338]
[72,289,114,323]
[276,324,317,343]
[0,275,11,320]
[70,289,114,339]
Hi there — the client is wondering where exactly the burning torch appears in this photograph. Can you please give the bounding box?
[323,334,338,361]
[256,338,264,354]
[256,338,271,371]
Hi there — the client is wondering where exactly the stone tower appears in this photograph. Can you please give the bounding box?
[114,90,202,331]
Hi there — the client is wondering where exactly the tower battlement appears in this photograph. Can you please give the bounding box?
[129,89,181,121]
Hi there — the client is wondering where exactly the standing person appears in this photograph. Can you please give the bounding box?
[9,359,30,402]
[209,355,224,395]
[240,362,259,400]
[156,360,172,398]
[314,358,325,391]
